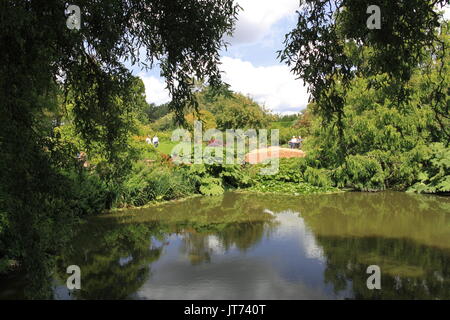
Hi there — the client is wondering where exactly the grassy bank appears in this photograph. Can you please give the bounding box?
[111,156,341,211]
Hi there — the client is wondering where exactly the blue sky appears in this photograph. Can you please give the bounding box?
[127,1,450,115]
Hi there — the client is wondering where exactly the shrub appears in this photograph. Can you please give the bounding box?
[214,164,252,188]
[252,158,307,184]
[304,167,333,188]
[278,127,301,145]
[147,169,196,200]
[67,172,113,215]
[198,176,224,196]
[121,163,196,206]
[0,196,9,274]
[184,163,252,196]
[186,164,224,196]
[407,143,450,193]
[334,155,386,191]
[246,180,336,194]
[151,113,177,131]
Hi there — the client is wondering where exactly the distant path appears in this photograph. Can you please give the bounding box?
[245,146,306,164]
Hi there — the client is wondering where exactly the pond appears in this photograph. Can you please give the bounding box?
[1,191,450,299]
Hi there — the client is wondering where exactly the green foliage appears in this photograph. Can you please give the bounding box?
[0,190,7,238]
[183,163,252,196]
[334,155,386,191]
[280,0,448,124]
[147,169,195,201]
[185,109,217,130]
[120,163,196,207]
[151,113,178,132]
[246,181,337,195]
[271,121,295,129]
[254,158,305,183]
[0,0,239,297]
[199,177,225,196]
[0,258,10,274]
[68,72,143,184]
[128,78,152,125]
[144,103,171,123]
[272,121,292,129]
[56,222,163,299]
[304,167,333,188]
[66,172,113,215]
[301,27,450,193]
[187,164,225,196]
[0,211,7,238]
[272,113,300,123]
[1,0,449,299]
[217,165,252,188]
[270,113,310,145]
[277,127,302,145]
[408,143,450,193]
[198,89,271,130]
[0,193,9,274]
[246,158,337,194]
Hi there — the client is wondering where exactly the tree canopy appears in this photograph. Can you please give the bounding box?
[279,0,449,129]
[1,0,449,299]
[0,0,238,298]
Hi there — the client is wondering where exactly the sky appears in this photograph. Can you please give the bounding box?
[129,1,450,115]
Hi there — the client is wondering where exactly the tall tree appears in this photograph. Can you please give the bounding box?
[0,0,238,298]
[279,0,449,131]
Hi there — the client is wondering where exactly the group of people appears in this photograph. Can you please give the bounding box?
[146,135,159,148]
[145,134,302,149]
[288,136,303,149]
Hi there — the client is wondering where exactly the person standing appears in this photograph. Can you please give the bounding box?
[289,136,296,149]
[152,135,159,148]
[293,136,300,148]
[298,136,304,149]
[145,136,152,145]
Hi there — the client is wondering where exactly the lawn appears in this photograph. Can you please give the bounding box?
[156,141,179,155]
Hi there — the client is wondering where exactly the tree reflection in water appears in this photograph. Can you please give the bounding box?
[3,191,448,299]
[256,191,450,299]
[55,193,278,298]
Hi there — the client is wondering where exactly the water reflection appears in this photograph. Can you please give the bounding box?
[2,191,449,299]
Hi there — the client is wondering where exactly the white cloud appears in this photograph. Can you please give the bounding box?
[220,56,309,114]
[228,2,450,44]
[138,58,309,113]
[444,5,450,20]
[229,0,299,44]
[139,74,171,105]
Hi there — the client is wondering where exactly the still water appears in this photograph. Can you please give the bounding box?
[3,191,450,299]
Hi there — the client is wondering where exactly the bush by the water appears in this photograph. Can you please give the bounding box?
[120,163,197,207]
[244,158,338,194]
